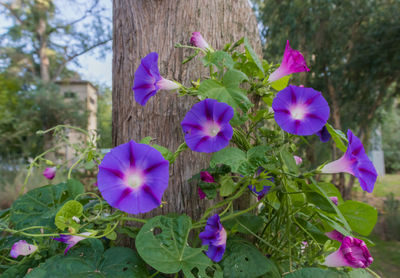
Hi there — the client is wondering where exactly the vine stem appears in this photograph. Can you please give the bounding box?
[120,216,147,223]
[21,144,63,196]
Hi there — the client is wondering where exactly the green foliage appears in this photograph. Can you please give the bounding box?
[10,179,84,230]
[210,146,269,175]
[338,200,378,236]
[283,268,375,278]
[198,69,252,125]
[54,200,83,231]
[221,239,280,278]
[25,239,148,278]
[326,124,348,153]
[136,215,215,277]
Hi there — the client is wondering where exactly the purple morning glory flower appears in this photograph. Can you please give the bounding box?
[132,52,180,106]
[190,32,212,51]
[247,168,273,200]
[199,214,227,262]
[10,240,38,258]
[181,99,234,153]
[321,130,378,193]
[53,232,91,255]
[43,167,56,180]
[268,40,310,82]
[272,85,330,136]
[97,140,169,214]
[324,236,373,268]
[316,126,331,142]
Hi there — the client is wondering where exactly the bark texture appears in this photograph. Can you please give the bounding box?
[112,0,261,220]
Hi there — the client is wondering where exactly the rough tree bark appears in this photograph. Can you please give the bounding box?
[112,0,261,221]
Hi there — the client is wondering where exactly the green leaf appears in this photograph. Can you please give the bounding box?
[347,269,375,278]
[219,175,236,197]
[136,215,213,277]
[139,136,152,144]
[55,200,83,231]
[247,145,270,166]
[326,124,348,152]
[152,144,174,162]
[210,147,248,174]
[197,70,252,124]
[280,149,299,174]
[270,75,290,91]
[202,50,234,70]
[210,146,270,176]
[221,239,280,278]
[26,239,148,277]
[338,200,378,236]
[306,192,336,213]
[10,179,84,231]
[318,182,344,204]
[308,179,351,232]
[222,213,264,234]
[243,37,265,75]
[283,267,348,278]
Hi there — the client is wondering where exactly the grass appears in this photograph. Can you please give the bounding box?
[352,173,400,197]
[368,234,400,278]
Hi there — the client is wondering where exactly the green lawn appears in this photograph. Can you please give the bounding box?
[352,173,400,197]
[368,234,400,278]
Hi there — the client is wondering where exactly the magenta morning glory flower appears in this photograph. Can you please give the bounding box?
[198,171,215,199]
[316,126,331,142]
[199,214,227,262]
[324,236,373,268]
[97,140,169,214]
[43,167,56,180]
[200,171,215,183]
[190,32,212,51]
[321,130,378,193]
[181,99,234,153]
[132,52,180,106]
[10,240,38,258]
[272,85,330,136]
[326,230,344,242]
[53,232,91,255]
[268,40,310,82]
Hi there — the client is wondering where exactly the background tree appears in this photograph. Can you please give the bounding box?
[0,0,112,158]
[113,0,262,220]
[253,0,400,198]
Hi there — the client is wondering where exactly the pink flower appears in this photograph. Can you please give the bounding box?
[200,171,215,183]
[293,155,303,165]
[324,236,373,268]
[268,40,310,82]
[329,196,339,206]
[10,240,38,258]
[43,167,57,180]
[190,32,212,51]
[325,230,344,242]
[198,187,206,199]
[53,232,91,255]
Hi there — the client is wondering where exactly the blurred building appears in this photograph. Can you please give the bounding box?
[369,127,385,177]
[56,80,98,163]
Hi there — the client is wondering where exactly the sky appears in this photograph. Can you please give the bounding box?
[0,0,113,87]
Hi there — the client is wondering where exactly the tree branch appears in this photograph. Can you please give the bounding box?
[51,38,112,82]
[51,0,100,32]
[0,2,24,25]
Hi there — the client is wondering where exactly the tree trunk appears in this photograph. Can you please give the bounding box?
[112,0,261,221]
